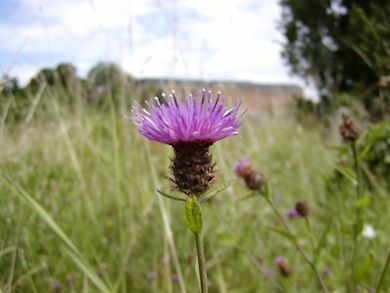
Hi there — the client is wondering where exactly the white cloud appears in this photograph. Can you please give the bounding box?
[0,0,312,98]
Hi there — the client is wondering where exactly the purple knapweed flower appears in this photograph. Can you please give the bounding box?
[130,89,242,144]
[172,274,180,282]
[129,89,243,196]
[234,156,265,190]
[53,283,62,292]
[234,156,253,177]
[262,268,275,276]
[286,208,299,219]
[323,267,332,276]
[275,256,290,277]
[147,271,157,279]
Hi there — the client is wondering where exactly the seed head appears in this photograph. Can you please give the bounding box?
[339,113,359,142]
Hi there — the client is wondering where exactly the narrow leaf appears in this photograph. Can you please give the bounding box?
[269,227,297,244]
[237,192,256,202]
[262,182,271,200]
[314,216,333,264]
[354,253,373,284]
[198,181,232,204]
[333,164,357,185]
[157,190,186,202]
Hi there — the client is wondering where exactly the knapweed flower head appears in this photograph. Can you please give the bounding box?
[129,89,243,196]
[262,268,275,276]
[286,208,299,219]
[130,89,242,144]
[234,156,265,190]
[323,267,332,276]
[275,256,290,277]
[339,113,359,142]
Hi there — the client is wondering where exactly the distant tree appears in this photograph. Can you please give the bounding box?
[279,0,390,119]
[29,68,56,87]
[86,62,133,108]
[0,75,19,95]
[87,62,130,87]
[55,63,77,87]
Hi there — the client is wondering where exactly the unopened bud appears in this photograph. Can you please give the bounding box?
[295,201,309,217]
[234,157,265,190]
[339,113,359,142]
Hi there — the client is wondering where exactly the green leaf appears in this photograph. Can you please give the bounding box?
[157,190,186,202]
[354,253,373,284]
[198,181,232,204]
[237,192,257,202]
[314,216,333,264]
[262,182,271,200]
[356,195,370,208]
[358,144,371,161]
[184,197,203,233]
[333,164,357,185]
[269,227,298,245]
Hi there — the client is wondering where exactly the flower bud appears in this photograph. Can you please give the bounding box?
[339,113,359,142]
[295,201,309,217]
[275,256,290,277]
[234,157,265,190]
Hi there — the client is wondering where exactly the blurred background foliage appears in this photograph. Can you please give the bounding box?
[280,0,390,121]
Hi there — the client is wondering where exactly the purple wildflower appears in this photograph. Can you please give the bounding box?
[129,89,243,196]
[286,208,299,219]
[53,283,62,292]
[262,268,275,276]
[147,271,157,279]
[234,156,253,177]
[275,256,286,266]
[323,267,332,276]
[130,89,242,144]
[172,274,180,282]
[275,256,290,277]
[234,156,265,190]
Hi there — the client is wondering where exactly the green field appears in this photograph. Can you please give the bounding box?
[1,84,389,292]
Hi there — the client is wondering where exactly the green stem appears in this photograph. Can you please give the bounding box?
[266,197,329,293]
[194,231,208,293]
[350,141,362,292]
[304,217,315,255]
[376,249,390,292]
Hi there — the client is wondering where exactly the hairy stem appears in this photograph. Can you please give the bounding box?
[194,231,208,293]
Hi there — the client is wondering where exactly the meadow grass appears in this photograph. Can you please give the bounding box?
[0,85,389,292]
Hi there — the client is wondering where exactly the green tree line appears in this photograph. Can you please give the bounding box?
[279,0,390,120]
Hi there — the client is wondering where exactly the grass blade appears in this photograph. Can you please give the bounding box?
[1,175,112,293]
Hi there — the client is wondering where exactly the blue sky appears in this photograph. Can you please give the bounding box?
[0,0,315,98]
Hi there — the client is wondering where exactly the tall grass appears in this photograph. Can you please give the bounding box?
[1,83,389,292]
